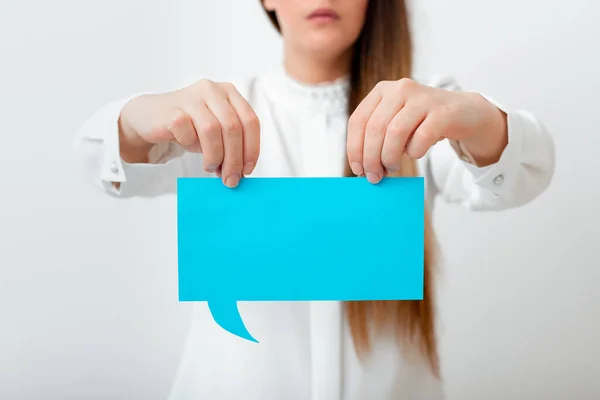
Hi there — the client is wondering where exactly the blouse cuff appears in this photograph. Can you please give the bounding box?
[116,142,184,196]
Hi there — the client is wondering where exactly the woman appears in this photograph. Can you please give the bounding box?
[71,0,555,399]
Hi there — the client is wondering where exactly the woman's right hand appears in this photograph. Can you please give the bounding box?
[118,79,261,188]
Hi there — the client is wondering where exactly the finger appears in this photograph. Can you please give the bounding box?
[168,113,203,154]
[185,104,223,173]
[405,114,444,159]
[215,165,245,179]
[362,96,405,183]
[381,104,427,173]
[347,88,383,176]
[182,142,203,153]
[171,138,203,154]
[223,84,261,175]
[167,110,196,147]
[205,89,244,188]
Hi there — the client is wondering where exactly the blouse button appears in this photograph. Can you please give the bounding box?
[493,174,504,185]
[109,161,119,174]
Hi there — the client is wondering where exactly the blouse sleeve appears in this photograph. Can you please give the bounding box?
[423,75,556,211]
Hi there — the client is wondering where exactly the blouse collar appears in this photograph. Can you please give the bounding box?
[263,65,350,115]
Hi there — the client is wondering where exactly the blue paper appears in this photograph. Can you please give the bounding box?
[177,177,425,342]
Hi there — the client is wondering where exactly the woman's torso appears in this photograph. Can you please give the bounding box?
[167,67,443,400]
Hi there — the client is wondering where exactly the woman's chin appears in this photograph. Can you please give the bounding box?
[301,36,354,57]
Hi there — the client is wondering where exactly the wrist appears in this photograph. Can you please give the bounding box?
[118,104,153,163]
[461,92,508,166]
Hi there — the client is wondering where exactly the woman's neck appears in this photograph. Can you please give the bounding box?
[283,46,352,85]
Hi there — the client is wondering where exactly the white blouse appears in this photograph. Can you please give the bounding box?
[71,66,555,400]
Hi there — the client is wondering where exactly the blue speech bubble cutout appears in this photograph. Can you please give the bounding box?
[177,177,424,343]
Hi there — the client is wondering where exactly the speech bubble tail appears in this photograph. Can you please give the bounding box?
[207,300,258,343]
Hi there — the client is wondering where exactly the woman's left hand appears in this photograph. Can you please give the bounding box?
[346,78,508,184]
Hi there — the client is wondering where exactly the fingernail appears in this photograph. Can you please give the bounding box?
[386,166,400,174]
[206,164,218,173]
[366,172,381,184]
[243,162,255,175]
[351,162,364,176]
[225,174,240,188]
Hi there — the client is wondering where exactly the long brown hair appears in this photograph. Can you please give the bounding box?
[262,0,439,376]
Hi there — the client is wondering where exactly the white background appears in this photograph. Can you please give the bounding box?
[1,0,599,399]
